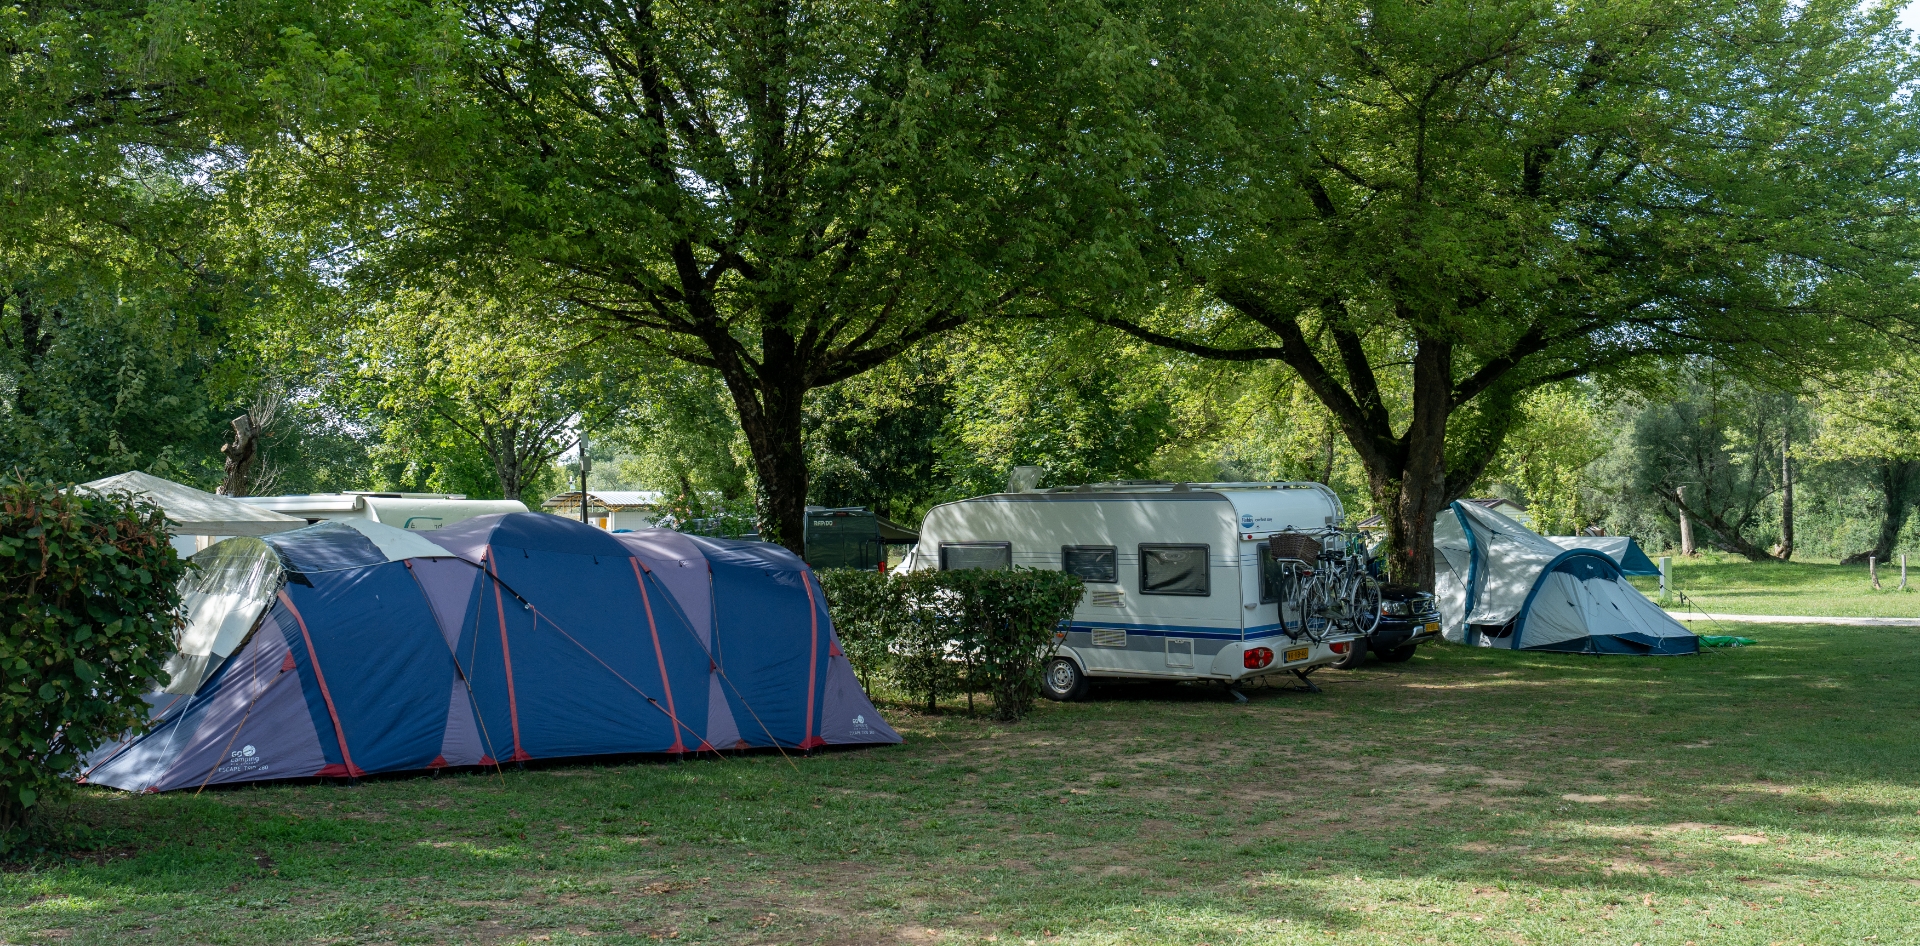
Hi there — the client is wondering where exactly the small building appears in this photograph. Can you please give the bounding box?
[541,490,664,532]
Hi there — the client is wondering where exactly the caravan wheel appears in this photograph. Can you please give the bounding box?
[1329,636,1370,670]
[1042,657,1090,702]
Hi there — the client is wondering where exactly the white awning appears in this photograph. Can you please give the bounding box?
[79,471,306,537]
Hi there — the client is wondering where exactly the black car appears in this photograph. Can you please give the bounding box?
[1329,584,1442,669]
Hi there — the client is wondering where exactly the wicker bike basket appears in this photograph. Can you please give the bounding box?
[1267,532,1322,565]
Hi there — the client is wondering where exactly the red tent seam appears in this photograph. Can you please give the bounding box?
[631,558,690,753]
[485,547,530,762]
[277,589,364,777]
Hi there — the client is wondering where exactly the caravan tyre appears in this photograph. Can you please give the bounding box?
[1042,657,1090,702]
[1375,643,1418,663]
[1329,636,1370,670]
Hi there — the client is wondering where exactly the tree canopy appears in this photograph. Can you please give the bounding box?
[1098,0,1920,585]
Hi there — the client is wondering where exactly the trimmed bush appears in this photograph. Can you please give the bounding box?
[0,479,186,843]
[818,567,1084,721]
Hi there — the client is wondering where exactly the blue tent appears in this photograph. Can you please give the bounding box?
[1434,501,1697,655]
[83,515,899,792]
[1548,535,1661,576]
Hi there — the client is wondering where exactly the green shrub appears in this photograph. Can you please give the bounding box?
[938,569,1086,721]
[815,568,906,689]
[818,567,1084,721]
[0,479,186,843]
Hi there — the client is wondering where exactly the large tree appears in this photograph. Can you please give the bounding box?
[1097,0,1920,586]
[268,0,1145,551]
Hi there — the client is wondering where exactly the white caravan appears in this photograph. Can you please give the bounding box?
[236,492,527,531]
[900,482,1360,698]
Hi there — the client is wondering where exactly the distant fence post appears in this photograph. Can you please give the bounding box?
[1871,555,1881,591]
[1903,554,1909,591]
[1659,556,1671,602]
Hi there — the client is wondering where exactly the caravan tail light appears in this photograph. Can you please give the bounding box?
[1329,640,1353,655]
[1243,647,1274,669]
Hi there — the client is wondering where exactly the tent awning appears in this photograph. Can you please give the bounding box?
[79,471,306,536]
[875,515,920,544]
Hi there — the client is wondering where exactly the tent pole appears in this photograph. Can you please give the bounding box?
[579,428,591,526]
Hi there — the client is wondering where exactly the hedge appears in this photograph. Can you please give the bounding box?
[0,479,186,844]
[817,568,1084,721]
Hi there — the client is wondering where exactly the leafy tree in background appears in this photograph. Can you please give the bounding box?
[1098,0,1920,587]
[1472,386,1610,536]
[935,326,1177,498]
[262,0,1157,553]
[600,363,754,519]
[1810,358,1920,565]
[2,0,292,488]
[806,353,951,522]
[1627,373,1800,562]
[342,286,628,502]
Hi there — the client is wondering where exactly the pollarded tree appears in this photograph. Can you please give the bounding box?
[1097,0,1920,587]
[267,0,1152,552]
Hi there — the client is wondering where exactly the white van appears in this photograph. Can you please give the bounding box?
[900,482,1361,698]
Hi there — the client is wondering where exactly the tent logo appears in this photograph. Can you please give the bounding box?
[849,714,874,736]
[221,744,267,775]
[1240,514,1254,529]
[852,715,864,727]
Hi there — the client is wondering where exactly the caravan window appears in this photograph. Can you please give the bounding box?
[940,543,1011,571]
[1139,544,1210,596]
[1061,546,1118,583]
[1258,546,1285,603]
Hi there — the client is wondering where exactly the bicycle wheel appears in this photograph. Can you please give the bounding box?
[1349,574,1382,634]
[1300,573,1337,639]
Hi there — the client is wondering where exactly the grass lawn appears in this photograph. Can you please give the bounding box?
[5,623,1919,945]
[1627,551,1920,619]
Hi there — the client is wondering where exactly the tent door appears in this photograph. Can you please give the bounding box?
[1165,638,1194,669]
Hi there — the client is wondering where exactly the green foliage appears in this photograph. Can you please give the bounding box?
[1098,0,1920,583]
[0,479,185,844]
[1473,386,1611,535]
[819,567,1083,722]
[1625,374,1799,561]
[806,354,951,523]
[937,327,1178,498]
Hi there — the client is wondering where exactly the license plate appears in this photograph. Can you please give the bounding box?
[1284,647,1309,663]
[1424,622,1439,634]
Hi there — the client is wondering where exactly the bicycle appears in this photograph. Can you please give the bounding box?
[1268,528,1382,640]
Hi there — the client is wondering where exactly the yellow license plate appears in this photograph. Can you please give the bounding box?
[1284,647,1309,663]
[1424,622,1439,634]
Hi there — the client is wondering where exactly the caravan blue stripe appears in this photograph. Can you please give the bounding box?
[1512,549,1625,650]
[1070,620,1245,640]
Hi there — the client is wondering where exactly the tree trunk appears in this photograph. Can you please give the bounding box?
[1677,485,1696,556]
[1669,487,1774,562]
[1318,423,1335,486]
[1844,458,1917,565]
[728,370,810,556]
[1373,340,1455,590]
[218,414,259,496]
[488,422,525,501]
[1777,424,1794,561]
